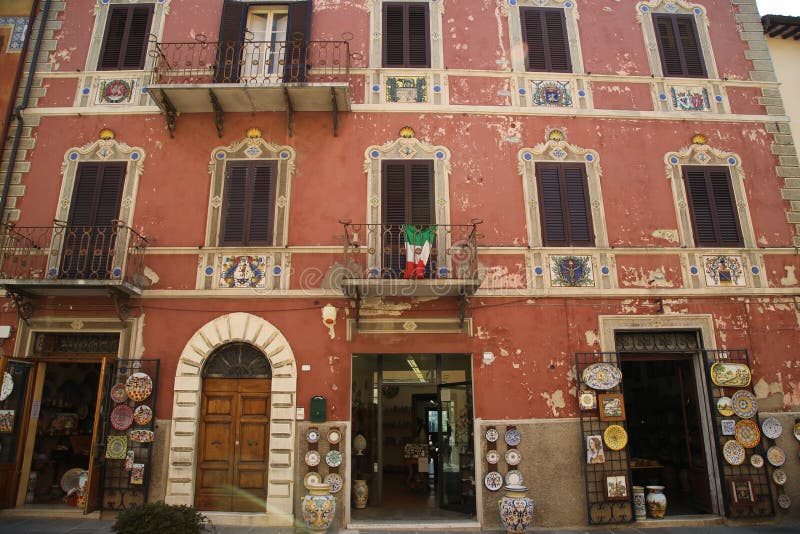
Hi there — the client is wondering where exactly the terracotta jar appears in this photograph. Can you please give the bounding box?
[353,479,369,509]
[645,485,667,519]
[498,484,535,533]
[301,482,336,533]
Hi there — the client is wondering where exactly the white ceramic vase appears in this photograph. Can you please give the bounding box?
[632,486,646,520]
[645,485,667,519]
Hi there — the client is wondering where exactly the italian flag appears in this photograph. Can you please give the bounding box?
[402,225,436,279]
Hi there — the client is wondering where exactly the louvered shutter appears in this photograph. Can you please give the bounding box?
[709,169,741,245]
[537,164,567,246]
[220,163,249,245]
[676,16,706,77]
[383,3,429,68]
[537,163,594,246]
[684,169,717,244]
[98,5,153,70]
[522,8,547,71]
[284,1,311,82]
[383,163,407,274]
[215,0,247,83]
[383,5,405,67]
[563,166,593,245]
[409,163,433,226]
[684,167,742,247]
[522,8,571,72]
[654,14,706,77]
[99,7,128,70]
[92,164,125,277]
[407,4,430,68]
[247,163,276,245]
[543,9,571,72]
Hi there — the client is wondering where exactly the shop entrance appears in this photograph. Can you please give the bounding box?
[351,354,475,523]
[620,352,714,516]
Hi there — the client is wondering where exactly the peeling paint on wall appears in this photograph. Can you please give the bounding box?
[541,389,565,417]
[780,266,798,286]
[619,266,673,288]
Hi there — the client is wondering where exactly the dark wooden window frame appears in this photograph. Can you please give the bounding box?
[381,159,435,225]
[520,6,572,73]
[682,165,743,247]
[98,3,155,71]
[219,160,278,247]
[535,162,594,247]
[382,2,431,68]
[652,13,707,78]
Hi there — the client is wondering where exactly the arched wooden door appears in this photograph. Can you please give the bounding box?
[194,343,271,512]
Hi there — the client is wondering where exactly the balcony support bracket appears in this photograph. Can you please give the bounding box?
[209,89,224,138]
[331,87,339,137]
[109,289,131,322]
[160,91,178,138]
[284,87,294,138]
[458,291,468,328]
[8,289,33,325]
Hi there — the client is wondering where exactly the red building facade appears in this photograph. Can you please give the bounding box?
[0,0,798,529]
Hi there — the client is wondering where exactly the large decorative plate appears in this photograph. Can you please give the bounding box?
[504,428,521,447]
[486,450,500,464]
[327,429,341,444]
[129,429,154,443]
[767,446,786,467]
[110,404,134,431]
[325,449,343,467]
[61,468,88,493]
[1,372,13,401]
[485,428,499,442]
[304,472,322,488]
[603,424,628,451]
[731,390,758,419]
[734,419,761,449]
[750,454,764,468]
[506,470,523,486]
[761,417,782,440]
[110,384,127,403]
[710,362,752,387]
[795,422,800,441]
[324,473,343,493]
[505,449,521,466]
[305,450,321,467]
[778,494,791,509]
[773,469,787,486]
[723,440,745,466]
[133,405,152,426]
[105,435,128,459]
[306,428,320,443]
[125,372,153,402]
[717,397,734,417]
[484,471,503,491]
[581,363,622,390]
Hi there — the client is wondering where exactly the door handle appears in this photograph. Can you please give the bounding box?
[248,440,258,447]
[211,440,222,446]
[235,440,240,446]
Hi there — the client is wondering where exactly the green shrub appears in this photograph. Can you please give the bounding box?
[113,501,213,534]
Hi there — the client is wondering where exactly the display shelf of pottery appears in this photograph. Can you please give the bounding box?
[645,485,667,519]
[498,484,534,533]
[301,482,336,533]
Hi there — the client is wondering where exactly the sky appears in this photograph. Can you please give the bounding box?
[756,0,800,16]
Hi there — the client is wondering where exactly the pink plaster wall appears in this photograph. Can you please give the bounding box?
[727,86,766,116]
[448,76,512,107]
[591,82,654,111]
[615,255,683,288]
[578,0,650,76]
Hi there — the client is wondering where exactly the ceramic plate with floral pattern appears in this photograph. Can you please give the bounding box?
[125,372,153,402]
[505,449,522,466]
[324,473,343,493]
[773,468,787,486]
[734,419,760,449]
[767,446,786,467]
[731,390,758,419]
[723,440,745,466]
[133,405,152,426]
[305,450,321,467]
[761,417,782,440]
[1,372,13,402]
[110,404,134,431]
[750,454,764,468]
[326,449,343,467]
[486,450,500,464]
[484,471,503,491]
[485,428,499,442]
[303,472,322,488]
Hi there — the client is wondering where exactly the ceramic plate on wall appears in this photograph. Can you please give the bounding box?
[778,494,791,509]
[761,417,782,440]
[767,446,786,467]
[0,372,12,402]
[305,450,321,467]
[304,472,322,488]
[723,440,745,466]
[504,428,521,447]
[327,429,341,444]
[485,428,499,442]
[326,450,343,467]
[110,405,134,431]
[133,405,152,426]
[603,425,628,451]
[731,390,758,419]
[581,363,622,390]
[484,471,503,491]
[709,362,751,387]
[125,372,153,402]
[505,449,521,466]
[506,470,523,486]
[717,397,734,417]
[306,428,320,443]
[773,469,787,486]
[734,419,760,449]
[794,422,800,441]
[486,450,500,464]
[324,473,343,493]
[110,384,127,403]
[750,454,764,468]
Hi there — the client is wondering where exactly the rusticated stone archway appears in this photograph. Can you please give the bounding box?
[164,313,297,524]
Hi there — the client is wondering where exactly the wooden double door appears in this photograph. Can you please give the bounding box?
[195,378,270,512]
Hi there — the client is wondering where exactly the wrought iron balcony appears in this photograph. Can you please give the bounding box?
[339,220,482,298]
[146,36,353,136]
[0,222,149,296]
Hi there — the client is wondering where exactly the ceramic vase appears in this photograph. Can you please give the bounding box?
[645,485,667,519]
[301,482,336,533]
[498,484,535,533]
[353,479,369,509]
[632,486,646,520]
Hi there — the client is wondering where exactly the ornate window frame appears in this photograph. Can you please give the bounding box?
[664,142,755,249]
[636,1,718,80]
[517,132,607,248]
[369,0,444,69]
[505,0,585,75]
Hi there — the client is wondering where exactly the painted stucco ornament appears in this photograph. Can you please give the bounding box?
[498,484,534,533]
[301,482,336,532]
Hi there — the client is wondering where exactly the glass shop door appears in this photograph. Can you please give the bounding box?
[437,381,474,513]
[0,359,34,509]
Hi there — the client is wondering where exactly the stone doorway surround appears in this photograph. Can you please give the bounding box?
[164,313,297,525]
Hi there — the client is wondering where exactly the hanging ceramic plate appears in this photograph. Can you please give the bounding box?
[305,450,321,467]
[505,449,521,466]
[110,404,134,431]
[604,424,628,451]
[761,417,782,440]
[484,471,503,491]
[710,362,752,387]
[750,454,764,468]
[731,390,758,419]
[506,470,524,486]
[130,429,154,443]
[105,435,128,459]
[794,422,800,441]
[110,384,127,403]
[125,372,153,402]
[327,429,341,444]
[581,363,622,390]
[133,405,152,426]
[326,449,343,468]
[304,472,322,488]
[773,469,787,486]
[723,440,745,466]
[767,446,786,467]
[324,473,343,493]
[485,428,499,442]
[1,372,13,402]
[778,494,791,509]
[734,419,761,449]
[486,450,500,464]
[504,428,521,447]
[306,428,320,444]
[717,396,734,417]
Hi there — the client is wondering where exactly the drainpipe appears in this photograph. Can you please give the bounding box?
[0,0,50,223]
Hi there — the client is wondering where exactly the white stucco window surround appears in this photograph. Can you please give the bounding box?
[369,0,445,69]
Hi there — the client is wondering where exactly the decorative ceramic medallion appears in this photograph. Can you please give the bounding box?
[324,473,343,493]
[327,429,341,444]
[717,396,734,417]
[484,471,503,491]
[582,362,622,390]
[110,383,128,403]
[731,390,758,419]
[734,419,760,449]
[703,255,745,287]
[133,405,153,426]
[670,86,710,112]
[105,435,128,459]
[506,470,523,486]
[710,362,751,387]
[325,450,343,467]
[778,494,791,509]
[767,446,786,467]
[722,439,745,466]
[486,450,500,464]
[220,255,267,288]
[550,255,595,287]
[761,417,782,440]
[773,469,787,486]
[531,80,573,107]
[0,372,13,401]
[304,472,322,488]
[386,76,428,103]
[485,428,499,442]
[505,449,522,466]
[750,454,764,468]
[504,428,521,447]
[603,424,628,451]
[97,79,136,104]
[110,405,134,431]
[305,450,321,467]
[125,373,153,402]
[306,428,320,443]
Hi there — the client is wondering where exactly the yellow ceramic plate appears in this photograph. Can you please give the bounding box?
[734,419,761,449]
[717,396,734,417]
[603,424,628,451]
[710,362,751,387]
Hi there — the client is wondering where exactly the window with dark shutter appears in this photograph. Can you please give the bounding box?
[220,161,277,246]
[521,7,571,73]
[98,4,154,70]
[383,2,430,68]
[653,13,706,77]
[682,166,742,247]
[535,163,594,246]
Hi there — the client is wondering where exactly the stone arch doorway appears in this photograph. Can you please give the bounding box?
[165,313,297,523]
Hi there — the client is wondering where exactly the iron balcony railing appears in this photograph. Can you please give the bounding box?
[150,36,351,85]
[0,222,149,288]
[340,221,481,280]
